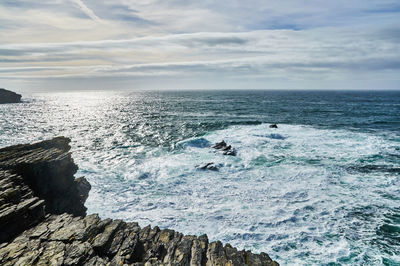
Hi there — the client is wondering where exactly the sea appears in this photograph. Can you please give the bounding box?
[1,90,399,265]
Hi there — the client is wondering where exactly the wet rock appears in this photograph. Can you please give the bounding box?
[0,88,21,104]
[197,163,219,171]
[269,124,278,128]
[0,137,280,265]
[222,145,231,151]
[212,140,237,156]
[223,149,236,156]
[211,140,227,150]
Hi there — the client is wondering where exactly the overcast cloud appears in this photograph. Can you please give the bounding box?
[0,0,399,90]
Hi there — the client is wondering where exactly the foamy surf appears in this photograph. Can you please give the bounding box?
[82,123,399,265]
[1,91,399,265]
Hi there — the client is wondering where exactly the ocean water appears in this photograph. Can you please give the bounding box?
[1,90,399,265]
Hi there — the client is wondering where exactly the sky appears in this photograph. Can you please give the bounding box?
[0,0,399,91]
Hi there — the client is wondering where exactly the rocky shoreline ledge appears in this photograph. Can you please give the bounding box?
[0,137,279,265]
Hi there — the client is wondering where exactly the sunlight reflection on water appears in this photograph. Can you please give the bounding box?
[1,90,399,265]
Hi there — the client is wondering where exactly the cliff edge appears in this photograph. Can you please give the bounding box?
[0,137,279,265]
[0,88,22,104]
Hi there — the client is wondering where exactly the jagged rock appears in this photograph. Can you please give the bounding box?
[211,141,227,150]
[223,149,236,156]
[0,136,87,218]
[269,124,278,129]
[207,241,228,266]
[0,137,279,265]
[0,170,45,243]
[1,213,279,265]
[222,145,231,151]
[197,163,219,171]
[191,235,208,265]
[0,88,21,104]
[211,141,237,156]
[76,176,91,204]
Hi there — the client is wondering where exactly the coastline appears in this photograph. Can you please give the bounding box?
[0,137,279,265]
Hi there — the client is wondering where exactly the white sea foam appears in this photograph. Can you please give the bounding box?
[1,92,399,265]
[80,123,399,265]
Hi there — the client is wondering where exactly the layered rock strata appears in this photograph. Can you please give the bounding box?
[0,137,89,243]
[0,88,22,104]
[0,137,279,265]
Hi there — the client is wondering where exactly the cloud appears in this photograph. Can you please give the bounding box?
[1,28,399,83]
[71,0,102,23]
[0,1,399,90]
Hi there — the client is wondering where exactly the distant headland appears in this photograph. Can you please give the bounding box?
[0,88,22,104]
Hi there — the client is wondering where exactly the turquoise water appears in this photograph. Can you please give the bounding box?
[1,90,399,265]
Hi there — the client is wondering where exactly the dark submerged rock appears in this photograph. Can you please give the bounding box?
[223,149,237,156]
[0,137,279,265]
[197,162,219,171]
[0,88,21,104]
[269,124,278,129]
[267,134,286,140]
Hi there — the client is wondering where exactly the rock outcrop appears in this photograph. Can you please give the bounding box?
[211,141,236,156]
[0,88,21,104]
[0,137,279,265]
[0,137,89,243]
[196,163,219,171]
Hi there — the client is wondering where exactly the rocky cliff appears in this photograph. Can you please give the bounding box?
[0,88,22,104]
[0,137,279,265]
